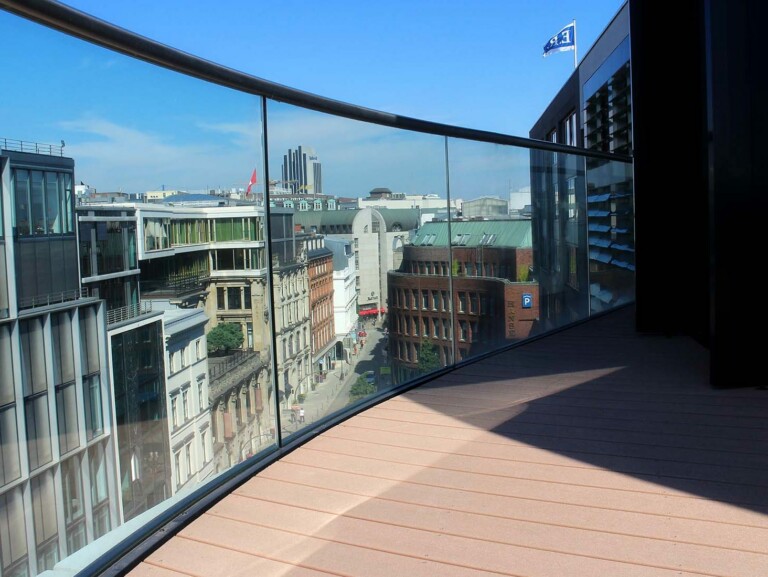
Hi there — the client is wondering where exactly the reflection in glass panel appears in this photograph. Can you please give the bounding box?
[266,101,448,435]
[446,138,541,363]
[0,488,28,577]
[31,470,59,572]
[2,7,277,571]
[530,147,589,331]
[586,158,635,312]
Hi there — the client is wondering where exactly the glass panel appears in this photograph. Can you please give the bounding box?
[0,488,28,576]
[585,158,635,312]
[266,101,449,436]
[0,324,14,406]
[0,8,277,573]
[31,470,59,572]
[446,138,544,363]
[0,407,21,486]
[56,383,80,455]
[52,312,75,386]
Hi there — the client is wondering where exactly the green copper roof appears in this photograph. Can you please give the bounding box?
[412,219,532,248]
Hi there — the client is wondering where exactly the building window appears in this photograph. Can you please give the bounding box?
[174,451,182,488]
[244,285,252,309]
[0,488,28,575]
[217,287,225,310]
[195,339,202,361]
[25,394,52,471]
[431,290,438,310]
[443,319,450,340]
[56,382,80,455]
[458,292,466,313]
[61,456,86,555]
[31,470,59,571]
[171,396,179,429]
[182,388,190,421]
[422,317,429,337]
[89,443,110,538]
[564,111,577,147]
[83,375,103,441]
[459,321,468,341]
[198,382,205,413]
[185,443,193,478]
[228,287,242,310]
[433,319,439,339]
[470,293,479,314]
[422,290,429,310]
[441,291,449,311]
[0,407,20,486]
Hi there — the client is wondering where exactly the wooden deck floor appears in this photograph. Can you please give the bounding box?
[129,307,768,577]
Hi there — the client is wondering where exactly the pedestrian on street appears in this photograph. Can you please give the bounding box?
[299,407,305,423]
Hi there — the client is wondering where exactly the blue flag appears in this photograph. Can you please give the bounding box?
[543,22,576,57]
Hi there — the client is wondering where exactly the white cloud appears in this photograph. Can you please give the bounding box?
[60,115,261,194]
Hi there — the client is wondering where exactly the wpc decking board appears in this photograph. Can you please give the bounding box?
[132,308,768,577]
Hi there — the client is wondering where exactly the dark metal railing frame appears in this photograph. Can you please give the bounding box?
[0,2,633,576]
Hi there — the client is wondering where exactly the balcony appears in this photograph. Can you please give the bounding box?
[127,306,768,577]
[0,2,761,577]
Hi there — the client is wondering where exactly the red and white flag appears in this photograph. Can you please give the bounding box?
[246,168,258,196]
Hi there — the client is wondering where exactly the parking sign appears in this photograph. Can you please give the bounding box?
[522,293,533,309]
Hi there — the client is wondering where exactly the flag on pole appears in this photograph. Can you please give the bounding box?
[246,168,258,196]
[543,21,576,57]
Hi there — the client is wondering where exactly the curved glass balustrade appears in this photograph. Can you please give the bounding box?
[0,3,633,576]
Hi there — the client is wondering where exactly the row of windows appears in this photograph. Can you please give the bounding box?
[406,259,512,278]
[169,381,206,430]
[282,328,309,359]
[211,248,265,271]
[12,169,74,237]
[392,289,495,316]
[393,340,452,366]
[0,442,111,576]
[144,217,265,251]
[1,310,104,486]
[216,286,252,312]
[392,316,483,344]
[168,339,205,375]
[173,430,209,490]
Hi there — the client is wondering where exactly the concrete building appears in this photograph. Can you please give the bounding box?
[1,144,120,575]
[530,2,633,328]
[325,237,357,364]
[270,210,311,404]
[163,309,214,493]
[293,207,419,320]
[304,234,335,374]
[461,196,510,219]
[358,188,461,216]
[281,146,322,196]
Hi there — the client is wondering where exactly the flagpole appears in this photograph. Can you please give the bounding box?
[573,19,577,69]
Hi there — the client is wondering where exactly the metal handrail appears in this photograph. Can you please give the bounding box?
[17,287,88,309]
[0,136,64,156]
[105,301,153,325]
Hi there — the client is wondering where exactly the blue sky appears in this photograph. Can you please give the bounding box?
[0,1,625,197]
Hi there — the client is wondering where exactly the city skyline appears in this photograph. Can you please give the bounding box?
[0,2,623,198]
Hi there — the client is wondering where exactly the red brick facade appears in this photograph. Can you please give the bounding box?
[387,246,539,382]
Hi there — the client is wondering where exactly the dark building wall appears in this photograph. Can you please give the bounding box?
[630,0,767,386]
[530,72,579,143]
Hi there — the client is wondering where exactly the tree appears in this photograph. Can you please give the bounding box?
[348,376,376,404]
[207,323,244,354]
[418,339,441,374]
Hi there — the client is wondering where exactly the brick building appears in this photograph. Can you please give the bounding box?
[387,220,539,383]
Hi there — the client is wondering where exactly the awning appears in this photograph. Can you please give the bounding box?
[359,308,386,316]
